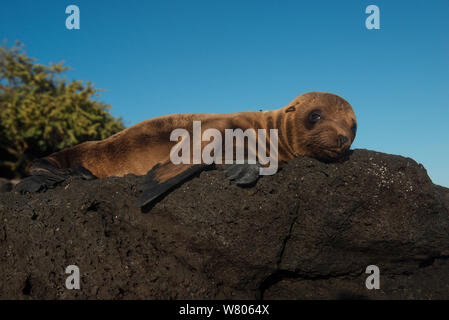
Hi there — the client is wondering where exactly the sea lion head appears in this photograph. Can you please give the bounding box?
[283,91,357,160]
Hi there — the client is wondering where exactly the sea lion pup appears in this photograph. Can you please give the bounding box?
[17,91,357,207]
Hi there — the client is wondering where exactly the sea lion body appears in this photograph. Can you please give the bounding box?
[20,92,357,205]
[34,92,357,178]
[42,111,280,178]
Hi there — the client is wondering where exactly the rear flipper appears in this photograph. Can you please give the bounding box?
[16,160,97,193]
[136,162,213,208]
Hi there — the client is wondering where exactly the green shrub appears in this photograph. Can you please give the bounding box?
[0,42,125,178]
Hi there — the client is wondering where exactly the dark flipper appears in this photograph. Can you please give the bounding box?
[16,171,66,193]
[16,160,97,194]
[221,162,262,187]
[136,162,213,208]
[66,166,97,180]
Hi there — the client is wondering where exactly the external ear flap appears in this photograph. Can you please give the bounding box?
[285,106,296,113]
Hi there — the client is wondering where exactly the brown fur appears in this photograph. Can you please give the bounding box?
[29,92,357,182]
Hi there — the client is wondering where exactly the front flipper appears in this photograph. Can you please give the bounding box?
[136,162,213,208]
[16,160,97,194]
[221,162,262,187]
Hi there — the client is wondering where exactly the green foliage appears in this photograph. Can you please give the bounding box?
[0,42,125,178]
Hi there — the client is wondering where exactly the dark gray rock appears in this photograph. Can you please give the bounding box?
[0,178,12,193]
[0,149,448,299]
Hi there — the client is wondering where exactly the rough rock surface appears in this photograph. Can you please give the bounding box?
[0,178,13,193]
[0,149,448,299]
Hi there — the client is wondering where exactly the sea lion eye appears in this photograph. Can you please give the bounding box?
[308,110,322,123]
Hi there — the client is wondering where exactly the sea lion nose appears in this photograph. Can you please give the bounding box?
[338,135,349,147]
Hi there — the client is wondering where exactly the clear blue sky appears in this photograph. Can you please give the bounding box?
[1,0,448,187]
